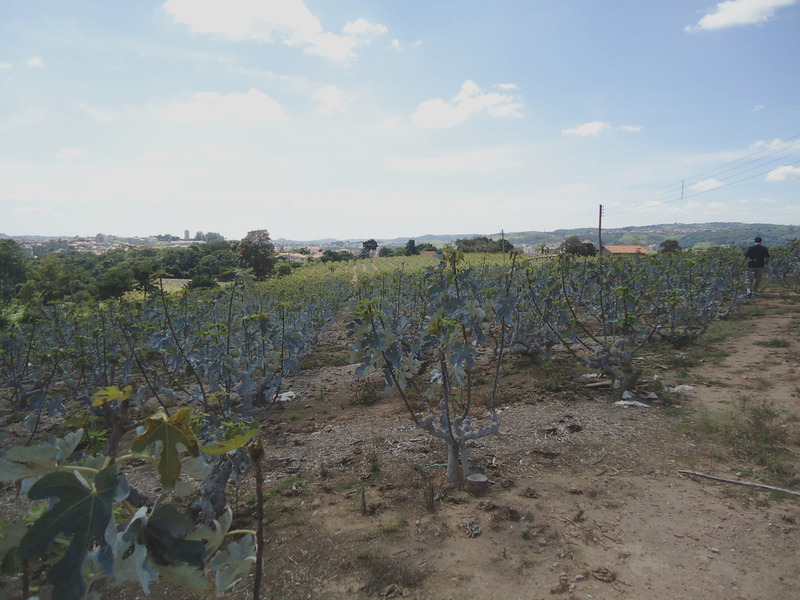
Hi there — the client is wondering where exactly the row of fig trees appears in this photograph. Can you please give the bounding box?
[0,269,351,599]
[349,247,747,482]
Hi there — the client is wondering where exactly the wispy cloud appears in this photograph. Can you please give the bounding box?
[688,178,726,192]
[26,56,45,68]
[686,0,797,32]
[56,147,88,160]
[158,89,287,125]
[765,165,800,180]
[411,80,522,128]
[562,121,641,136]
[562,121,611,136]
[163,0,387,62]
[0,62,12,71]
[312,84,345,115]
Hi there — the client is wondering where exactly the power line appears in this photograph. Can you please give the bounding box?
[607,135,800,218]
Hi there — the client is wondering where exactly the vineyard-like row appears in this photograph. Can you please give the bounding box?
[0,244,798,599]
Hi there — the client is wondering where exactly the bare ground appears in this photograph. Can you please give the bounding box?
[3,289,800,600]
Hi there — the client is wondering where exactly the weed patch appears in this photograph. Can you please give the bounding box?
[755,338,791,348]
[300,344,351,369]
[691,399,796,483]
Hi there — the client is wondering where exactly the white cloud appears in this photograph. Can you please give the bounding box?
[0,62,12,71]
[391,38,401,50]
[312,84,345,115]
[619,125,642,133]
[751,137,785,149]
[342,18,387,36]
[56,147,88,160]
[688,177,726,192]
[26,56,45,68]
[159,89,287,124]
[765,165,800,180]
[752,104,765,112]
[562,121,611,136]
[496,83,518,91]
[686,0,797,32]
[163,0,386,62]
[383,146,522,174]
[0,161,31,174]
[411,80,522,128]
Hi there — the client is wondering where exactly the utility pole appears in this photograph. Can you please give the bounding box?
[598,204,604,252]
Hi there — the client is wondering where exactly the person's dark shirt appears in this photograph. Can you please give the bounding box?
[744,243,770,268]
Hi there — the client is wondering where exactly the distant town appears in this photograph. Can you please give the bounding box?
[3,221,800,259]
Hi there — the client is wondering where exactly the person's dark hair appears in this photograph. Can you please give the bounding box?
[754,236,763,243]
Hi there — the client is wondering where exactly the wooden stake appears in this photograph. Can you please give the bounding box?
[678,470,800,496]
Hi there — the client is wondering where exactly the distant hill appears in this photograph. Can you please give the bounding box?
[8,223,800,251]
[382,223,800,250]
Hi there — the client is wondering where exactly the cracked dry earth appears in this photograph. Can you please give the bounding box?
[8,291,800,600]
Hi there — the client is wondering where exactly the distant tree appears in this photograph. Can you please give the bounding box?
[95,266,135,299]
[562,235,596,256]
[276,264,293,277]
[129,260,158,298]
[392,247,408,257]
[320,250,338,263]
[536,243,549,255]
[497,238,515,253]
[360,239,378,259]
[33,253,90,303]
[378,246,392,257]
[0,239,29,302]
[320,250,354,263]
[416,242,438,252]
[456,236,514,254]
[294,247,310,255]
[405,239,419,255]
[187,274,219,290]
[660,239,681,253]
[195,231,224,242]
[238,230,276,279]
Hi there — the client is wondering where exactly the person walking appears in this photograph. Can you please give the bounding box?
[742,236,770,298]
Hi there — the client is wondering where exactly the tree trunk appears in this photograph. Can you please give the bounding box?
[445,440,463,483]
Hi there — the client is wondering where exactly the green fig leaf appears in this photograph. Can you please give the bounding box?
[200,422,259,455]
[19,466,120,600]
[131,408,199,490]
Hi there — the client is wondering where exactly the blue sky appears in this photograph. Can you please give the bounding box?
[1,1,799,241]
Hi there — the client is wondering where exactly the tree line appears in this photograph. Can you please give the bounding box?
[0,231,445,306]
[3,230,647,307]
